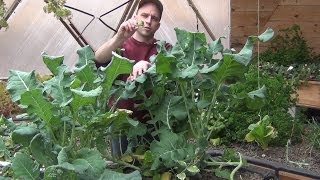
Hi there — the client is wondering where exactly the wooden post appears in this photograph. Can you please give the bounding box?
[186,0,216,40]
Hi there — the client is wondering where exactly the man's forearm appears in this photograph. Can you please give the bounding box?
[95,35,125,64]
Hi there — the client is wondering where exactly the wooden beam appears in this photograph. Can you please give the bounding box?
[186,0,216,40]
[113,0,140,36]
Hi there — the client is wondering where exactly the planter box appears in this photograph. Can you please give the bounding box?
[207,149,320,180]
[296,81,320,109]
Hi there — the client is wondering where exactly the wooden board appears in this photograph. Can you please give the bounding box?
[270,5,320,22]
[296,81,320,109]
[232,0,279,12]
[231,0,320,54]
[280,0,320,6]
[278,171,314,180]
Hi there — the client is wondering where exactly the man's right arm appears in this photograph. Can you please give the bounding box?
[95,19,138,64]
[94,34,125,64]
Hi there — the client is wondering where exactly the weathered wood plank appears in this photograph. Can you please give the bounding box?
[231,0,320,54]
[231,25,270,37]
[231,36,320,56]
[231,0,279,12]
[232,22,319,38]
[265,22,320,36]
[231,11,274,26]
[270,5,320,22]
[280,0,320,6]
[296,81,320,109]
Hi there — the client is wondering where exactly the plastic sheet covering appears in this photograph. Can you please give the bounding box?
[0,0,230,77]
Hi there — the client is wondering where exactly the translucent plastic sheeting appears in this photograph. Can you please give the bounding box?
[0,0,81,77]
[0,0,230,77]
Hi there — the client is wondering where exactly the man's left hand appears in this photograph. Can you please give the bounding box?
[128,60,151,81]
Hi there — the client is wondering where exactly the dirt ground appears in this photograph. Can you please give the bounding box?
[210,140,320,179]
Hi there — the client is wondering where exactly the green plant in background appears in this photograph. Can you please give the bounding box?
[258,24,320,81]
[0,0,8,28]
[0,81,22,117]
[0,115,19,177]
[219,64,305,146]
[245,115,277,150]
[118,27,274,179]
[43,0,71,19]
[306,118,320,151]
[3,46,147,179]
[260,24,313,66]
[0,0,70,29]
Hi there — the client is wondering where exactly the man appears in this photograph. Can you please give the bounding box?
[95,0,169,156]
[95,0,169,81]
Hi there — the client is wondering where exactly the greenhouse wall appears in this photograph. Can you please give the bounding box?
[231,0,320,53]
[0,0,230,77]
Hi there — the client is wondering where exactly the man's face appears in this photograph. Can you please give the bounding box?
[135,3,161,38]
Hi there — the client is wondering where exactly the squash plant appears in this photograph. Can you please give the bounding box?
[5,47,145,179]
[117,28,274,179]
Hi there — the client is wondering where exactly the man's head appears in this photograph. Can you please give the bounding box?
[134,0,163,39]
[138,0,163,19]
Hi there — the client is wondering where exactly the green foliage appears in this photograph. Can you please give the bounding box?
[1,0,71,29]
[12,152,40,179]
[99,169,142,180]
[220,64,305,146]
[120,27,273,179]
[306,118,320,150]
[258,24,320,81]
[150,130,195,170]
[0,81,22,117]
[260,24,313,66]
[0,0,8,28]
[4,45,145,179]
[43,0,71,19]
[245,115,277,149]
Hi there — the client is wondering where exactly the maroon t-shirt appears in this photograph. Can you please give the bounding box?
[114,37,170,123]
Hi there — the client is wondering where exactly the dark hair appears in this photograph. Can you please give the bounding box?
[138,0,163,19]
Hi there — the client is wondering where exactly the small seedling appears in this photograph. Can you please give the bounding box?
[136,20,144,27]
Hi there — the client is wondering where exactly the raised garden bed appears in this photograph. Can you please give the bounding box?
[297,81,320,109]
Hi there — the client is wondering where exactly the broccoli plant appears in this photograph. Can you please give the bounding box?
[119,28,274,179]
[5,46,145,179]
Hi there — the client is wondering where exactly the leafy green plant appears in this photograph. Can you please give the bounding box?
[260,24,314,66]
[258,24,320,81]
[118,27,274,179]
[0,81,22,117]
[0,0,70,29]
[3,26,274,179]
[219,64,305,146]
[4,46,147,179]
[43,0,71,19]
[306,118,320,151]
[0,0,8,28]
[245,115,277,149]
